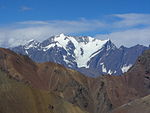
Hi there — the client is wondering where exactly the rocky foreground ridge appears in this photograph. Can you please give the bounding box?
[0,48,150,113]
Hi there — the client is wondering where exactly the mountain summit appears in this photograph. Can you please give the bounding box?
[11,34,149,76]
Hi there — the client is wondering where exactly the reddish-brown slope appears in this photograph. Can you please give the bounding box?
[0,48,94,112]
[0,48,89,89]
[102,50,150,108]
[0,48,150,113]
[0,66,88,113]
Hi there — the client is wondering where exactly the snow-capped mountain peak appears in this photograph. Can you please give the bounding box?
[20,34,110,68]
[59,33,66,37]
[24,39,40,49]
[11,34,149,77]
[47,34,110,68]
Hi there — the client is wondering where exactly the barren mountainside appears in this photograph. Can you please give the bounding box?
[0,48,150,113]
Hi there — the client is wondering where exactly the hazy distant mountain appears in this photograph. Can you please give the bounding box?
[11,33,150,77]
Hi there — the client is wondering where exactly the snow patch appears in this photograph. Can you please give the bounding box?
[100,63,104,65]
[25,50,28,54]
[108,70,113,75]
[24,39,40,49]
[102,64,107,73]
[121,64,132,73]
[43,43,57,51]
[63,55,69,64]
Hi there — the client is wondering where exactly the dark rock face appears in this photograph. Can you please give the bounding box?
[11,34,150,77]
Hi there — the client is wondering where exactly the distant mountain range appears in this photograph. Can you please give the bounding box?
[11,33,150,77]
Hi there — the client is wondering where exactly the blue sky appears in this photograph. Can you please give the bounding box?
[0,0,150,47]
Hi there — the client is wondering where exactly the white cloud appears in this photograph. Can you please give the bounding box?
[0,19,106,47]
[94,14,150,47]
[17,21,49,25]
[112,13,150,28]
[20,6,32,11]
[0,13,150,47]
[95,28,150,47]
